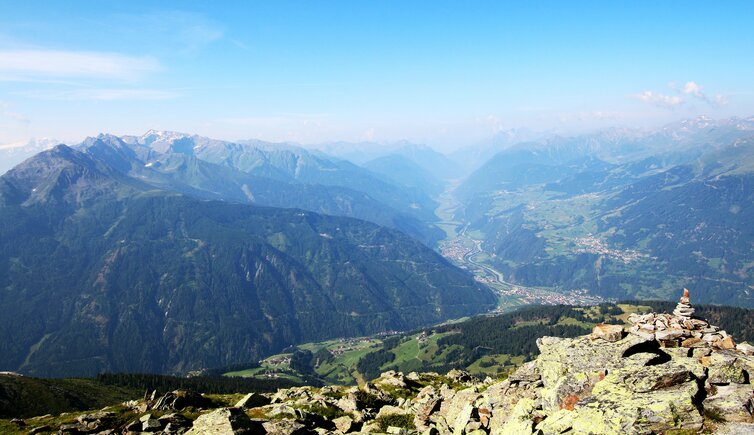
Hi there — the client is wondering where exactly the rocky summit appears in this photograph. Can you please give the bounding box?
[7,292,754,434]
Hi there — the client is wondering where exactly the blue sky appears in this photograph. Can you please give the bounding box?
[0,1,753,149]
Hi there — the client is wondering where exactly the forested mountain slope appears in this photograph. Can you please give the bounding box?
[0,145,495,377]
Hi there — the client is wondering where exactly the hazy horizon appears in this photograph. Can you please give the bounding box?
[1,1,753,150]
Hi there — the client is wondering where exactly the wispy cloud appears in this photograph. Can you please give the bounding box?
[110,11,225,56]
[632,81,728,109]
[681,81,728,106]
[631,91,683,108]
[0,101,29,123]
[0,140,29,150]
[0,49,161,81]
[17,88,178,101]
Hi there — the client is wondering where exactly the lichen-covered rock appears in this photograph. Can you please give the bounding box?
[535,333,652,411]
[606,361,692,393]
[704,384,754,423]
[437,387,480,432]
[374,371,409,389]
[578,364,703,433]
[333,415,355,433]
[489,397,537,435]
[262,419,311,435]
[535,408,574,434]
[360,421,382,433]
[507,360,540,383]
[186,407,261,434]
[714,422,754,434]
[708,351,749,384]
[412,386,441,429]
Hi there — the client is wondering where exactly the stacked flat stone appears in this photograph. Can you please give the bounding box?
[625,288,747,350]
[672,288,695,319]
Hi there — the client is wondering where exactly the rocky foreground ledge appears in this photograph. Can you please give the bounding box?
[8,293,754,434]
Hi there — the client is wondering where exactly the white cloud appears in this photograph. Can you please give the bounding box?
[17,88,178,101]
[632,81,729,109]
[631,91,683,108]
[681,81,728,106]
[0,49,161,81]
[682,81,704,98]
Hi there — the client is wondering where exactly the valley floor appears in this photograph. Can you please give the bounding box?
[434,180,609,312]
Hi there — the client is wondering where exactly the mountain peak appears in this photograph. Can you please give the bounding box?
[139,130,192,145]
[81,133,125,148]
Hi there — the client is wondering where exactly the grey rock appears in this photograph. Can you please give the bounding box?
[704,384,754,422]
[235,392,271,409]
[332,415,354,433]
[152,390,210,411]
[186,407,261,434]
[142,417,163,432]
[262,419,310,435]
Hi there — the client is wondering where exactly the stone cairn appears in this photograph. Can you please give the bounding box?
[627,288,753,353]
[672,287,695,319]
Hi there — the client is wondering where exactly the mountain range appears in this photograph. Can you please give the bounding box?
[0,138,495,377]
[4,115,754,379]
[454,116,754,306]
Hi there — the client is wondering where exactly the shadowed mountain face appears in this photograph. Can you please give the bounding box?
[453,117,754,306]
[0,145,495,377]
[363,154,445,197]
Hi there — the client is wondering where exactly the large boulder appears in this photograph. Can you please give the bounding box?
[707,352,749,385]
[489,397,537,435]
[152,390,211,411]
[262,419,312,435]
[703,384,754,423]
[186,407,262,434]
[535,334,652,411]
[591,324,624,342]
[235,392,271,409]
[573,362,704,433]
[333,415,355,433]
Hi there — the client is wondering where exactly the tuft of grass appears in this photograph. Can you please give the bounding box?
[302,403,347,420]
[376,413,415,431]
[202,393,245,408]
[377,384,415,401]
